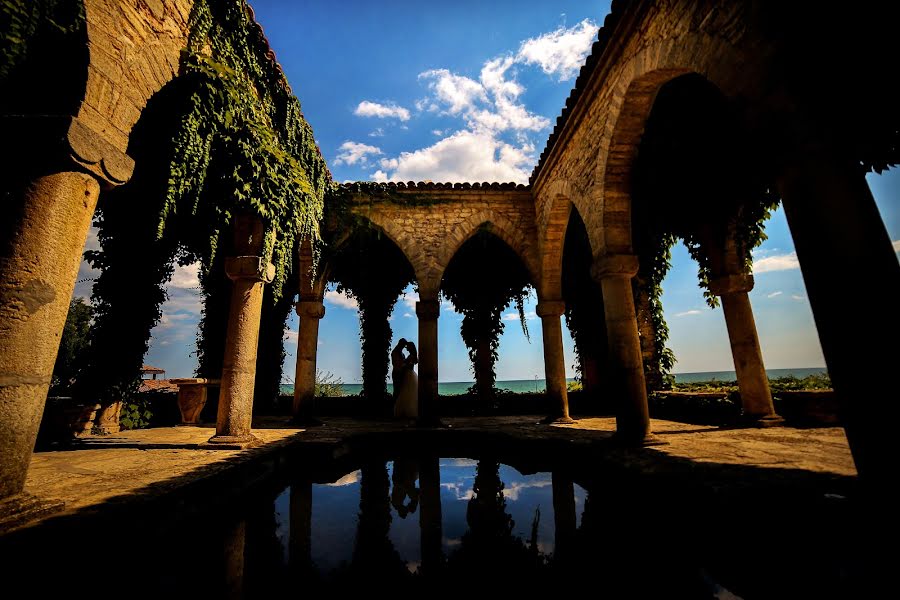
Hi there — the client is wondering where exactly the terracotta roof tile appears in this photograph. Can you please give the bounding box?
[138,379,178,393]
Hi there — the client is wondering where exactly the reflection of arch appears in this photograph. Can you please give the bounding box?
[80,2,190,152]
[585,33,752,256]
[432,211,539,290]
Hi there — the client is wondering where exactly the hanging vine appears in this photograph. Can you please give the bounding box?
[441,229,532,404]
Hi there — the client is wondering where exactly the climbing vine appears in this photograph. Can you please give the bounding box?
[441,229,532,404]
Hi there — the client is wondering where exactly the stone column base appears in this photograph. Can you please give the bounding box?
[743,413,786,428]
[202,434,260,450]
[539,415,576,425]
[610,431,668,447]
[0,492,65,534]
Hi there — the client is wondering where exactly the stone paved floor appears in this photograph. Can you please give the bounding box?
[22,416,856,521]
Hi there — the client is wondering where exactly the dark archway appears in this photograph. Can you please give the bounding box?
[440,228,533,409]
[328,225,416,414]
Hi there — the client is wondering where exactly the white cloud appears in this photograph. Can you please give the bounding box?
[400,291,420,310]
[169,262,200,289]
[517,19,598,81]
[284,328,298,344]
[501,476,552,501]
[373,130,534,183]
[325,289,359,310]
[432,129,445,136]
[334,141,382,166]
[767,291,783,298]
[754,251,800,273]
[893,240,900,252]
[403,312,413,318]
[369,127,385,137]
[326,470,360,487]
[418,69,486,115]
[791,294,806,301]
[502,310,537,321]
[676,309,702,317]
[370,169,389,182]
[354,101,411,121]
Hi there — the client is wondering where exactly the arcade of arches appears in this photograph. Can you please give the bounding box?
[1,0,897,519]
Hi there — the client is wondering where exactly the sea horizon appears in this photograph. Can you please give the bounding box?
[280,366,828,396]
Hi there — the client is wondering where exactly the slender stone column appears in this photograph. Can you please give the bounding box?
[592,254,655,444]
[537,300,573,423]
[0,116,133,508]
[709,274,781,424]
[208,216,275,448]
[777,149,900,486]
[416,297,442,427]
[292,298,325,425]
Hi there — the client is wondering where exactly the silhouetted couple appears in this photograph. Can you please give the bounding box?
[391,338,418,418]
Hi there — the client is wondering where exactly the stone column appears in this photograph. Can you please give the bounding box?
[416,296,443,427]
[592,254,656,444]
[207,216,275,448]
[0,116,133,509]
[709,274,782,425]
[222,520,246,600]
[777,149,900,486]
[537,300,573,423]
[292,298,325,425]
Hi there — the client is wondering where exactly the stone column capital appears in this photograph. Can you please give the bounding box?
[591,254,639,281]
[709,273,754,295]
[536,300,565,318]
[416,299,441,320]
[2,115,135,189]
[296,299,325,320]
[225,256,275,283]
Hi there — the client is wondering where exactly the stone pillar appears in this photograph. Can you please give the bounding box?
[222,520,246,600]
[292,298,325,425]
[416,296,442,427]
[207,216,275,448]
[777,149,900,486]
[592,254,656,444]
[537,300,573,423]
[709,274,782,425]
[0,116,133,508]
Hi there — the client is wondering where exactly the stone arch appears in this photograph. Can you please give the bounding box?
[430,210,539,294]
[341,212,426,287]
[537,178,575,300]
[588,32,756,257]
[78,1,191,152]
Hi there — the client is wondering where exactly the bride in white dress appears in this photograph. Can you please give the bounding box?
[391,339,418,418]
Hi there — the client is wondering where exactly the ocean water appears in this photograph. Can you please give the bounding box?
[279,366,827,396]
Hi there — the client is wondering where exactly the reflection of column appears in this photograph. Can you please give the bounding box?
[208,215,274,448]
[418,456,443,577]
[416,296,442,426]
[709,274,781,424]
[778,150,898,485]
[0,116,132,503]
[592,255,655,444]
[353,462,405,577]
[289,480,313,575]
[222,520,246,600]
[552,473,576,563]
[537,300,573,423]
[292,299,325,424]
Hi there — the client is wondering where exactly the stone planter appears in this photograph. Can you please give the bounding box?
[40,397,100,441]
[93,400,123,435]
[170,378,220,425]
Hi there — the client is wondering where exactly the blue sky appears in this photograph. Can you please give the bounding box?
[73,1,899,383]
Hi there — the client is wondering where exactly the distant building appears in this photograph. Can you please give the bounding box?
[141,365,165,380]
[139,365,178,394]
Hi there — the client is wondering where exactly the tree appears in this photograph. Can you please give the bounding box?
[51,297,92,395]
